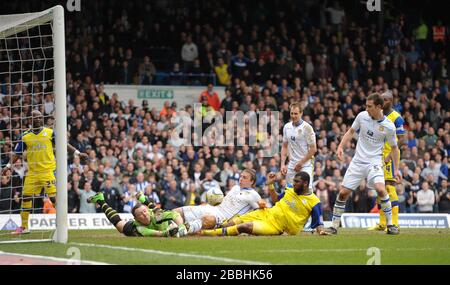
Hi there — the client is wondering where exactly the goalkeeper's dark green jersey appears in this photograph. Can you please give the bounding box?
[123,208,180,237]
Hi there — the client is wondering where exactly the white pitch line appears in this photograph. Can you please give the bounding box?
[71,242,271,265]
[210,248,450,254]
[0,250,110,265]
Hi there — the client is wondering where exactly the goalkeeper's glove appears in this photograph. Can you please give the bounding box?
[177,224,187,237]
[162,223,179,237]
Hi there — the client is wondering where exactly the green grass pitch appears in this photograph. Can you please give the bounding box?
[1,229,449,264]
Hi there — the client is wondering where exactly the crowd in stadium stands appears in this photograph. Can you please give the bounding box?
[0,0,449,218]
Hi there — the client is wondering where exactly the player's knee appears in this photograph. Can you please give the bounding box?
[338,190,351,201]
[386,185,398,199]
[22,196,32,202]
[238,223,253,234]
[201,215,216,229]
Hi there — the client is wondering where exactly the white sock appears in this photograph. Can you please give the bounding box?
[380,195,393,226]
[187,219,202,234]
[332,198,346,229]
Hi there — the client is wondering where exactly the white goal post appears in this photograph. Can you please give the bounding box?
[0,5,67,243]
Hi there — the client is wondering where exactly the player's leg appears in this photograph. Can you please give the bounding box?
[368,195,386,231]
[368,165,398,235]
[328,161,365,234]
[87,192,124,233]
[373,182,398,234]
[201,209,264,236]
[301,165,314,191]
[370,161,399,231]
[180,205,217,234]
[285,168,295,185]
[387,182,400,227]
[12,176,38,235]
[44,174,57,213]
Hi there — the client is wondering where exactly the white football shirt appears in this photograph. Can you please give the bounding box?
[351,111,397,164]
[283,120,316,169]
[216,185,261,220]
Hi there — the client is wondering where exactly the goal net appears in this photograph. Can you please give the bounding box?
[0,6,67,244]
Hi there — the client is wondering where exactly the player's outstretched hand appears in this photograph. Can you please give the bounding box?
[257,199,267,209]
[78,152,89,161]
[267,172,277,184]
[294,161,303,172]
[280,165,287,176]
[316,226,331,235]
[394,171,402,184]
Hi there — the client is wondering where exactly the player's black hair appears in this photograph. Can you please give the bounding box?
[131,202,145,217]
[294,171,310,185]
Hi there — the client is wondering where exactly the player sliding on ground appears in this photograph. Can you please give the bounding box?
[170,169,265,235]
[326,93,401,235]
[201,171,329,236]
[87,192,187,237]
[2,110,88,235]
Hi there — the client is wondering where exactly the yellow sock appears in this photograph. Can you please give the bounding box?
[392,206,399,227]
[379,206,386,228]
[201,228,224,236]
[223,225,240,236]
[21,200,32,229]
[201,226,240,236]
[386,184,399,227]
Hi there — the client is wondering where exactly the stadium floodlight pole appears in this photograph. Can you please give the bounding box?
[53,5,68,244]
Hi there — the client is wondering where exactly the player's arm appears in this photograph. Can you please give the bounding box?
[387,127,401,182]
[162,210,187,236]
[138,226,178,237]
[136,192,156,209]
[280,125,289,175]
[337,112,361,161]
[67,143,89,160]
[247,192,264,209]
[266,172,279,204]
[385,116,406,163]
[295,125,317,171]
[337,127,355,161]
[310,203,329,236]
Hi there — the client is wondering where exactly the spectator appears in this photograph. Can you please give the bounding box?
[437,180,450,213]
[100,179,121,211]
[416,181,436,213]
[421,160,447,185]
[77,182,97,213]
[199,83,221,111]
[163,180,184,210]
[215,58,231,86]
[138,56,156,85]
[181,35,198,73]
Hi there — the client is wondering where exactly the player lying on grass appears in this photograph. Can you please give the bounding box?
[87,192,186,237]
[201,171,329,236]
[170,169,266,235]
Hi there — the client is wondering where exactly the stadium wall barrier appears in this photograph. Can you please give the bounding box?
[0,214,134,230]
[341,213,450,228]
[103,85,226,111]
